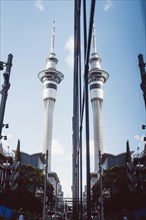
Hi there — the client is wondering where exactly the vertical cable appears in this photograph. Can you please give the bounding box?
[72,0,81,219]
[84,1,96,220]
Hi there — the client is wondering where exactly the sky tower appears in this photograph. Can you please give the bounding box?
[88,24,109,173]
[38,20,64,172]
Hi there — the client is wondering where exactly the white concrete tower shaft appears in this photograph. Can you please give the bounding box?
[38,20,64,172]
[88,24,109,173]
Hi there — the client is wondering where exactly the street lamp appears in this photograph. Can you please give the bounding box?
[138,54,146,107]
[0,135,7,140]
[0,60,7,71]
[0,54,13,139]
[138,54,146,143]
[42,150,48,220]
[99,150,104,220]
[142,125,146,142]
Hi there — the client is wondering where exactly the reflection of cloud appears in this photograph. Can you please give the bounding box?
[90,140,94,156]
[104,0,112,11]
[83,140,94,157]
[64,152,72,161]
[65,35,74,70]
[35,0,44,12]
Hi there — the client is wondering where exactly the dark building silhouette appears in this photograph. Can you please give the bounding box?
[20,152,45,170]
[101,152,127,169]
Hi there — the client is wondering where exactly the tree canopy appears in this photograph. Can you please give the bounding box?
[15,139,21,162]
[0,164,54,214]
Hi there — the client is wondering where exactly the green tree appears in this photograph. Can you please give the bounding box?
[15,139,21,162]
[18,165,54,211]
[0,164,54,214]
[92,166,128,215]
[92,166,127,201]
[125,140,132,164]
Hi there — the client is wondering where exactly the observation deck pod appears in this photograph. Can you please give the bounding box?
[88,68,109,84]
[38,68,64,84]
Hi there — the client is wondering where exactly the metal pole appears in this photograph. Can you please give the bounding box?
[55,180,58,217]
[42,150,48,220]
[79,127,83,220]
[138,54,146,107]
[72,0,81,219]
[84,62,91,220]
[0,54,13,138]
[99,150,104,220]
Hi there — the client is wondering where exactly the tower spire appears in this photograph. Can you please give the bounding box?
[92,22,97,54]
[46,20,58,70]
[50,20,55,54]
[90,22,101,70]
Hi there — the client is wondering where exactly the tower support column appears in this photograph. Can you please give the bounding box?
[43,99,55,172]
[92,99,103,172]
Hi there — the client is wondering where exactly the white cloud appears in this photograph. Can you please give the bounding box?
[52,140,72,162]
[65,35,74,70]
[133,134,144,143]
[51,139,72,197]
[104,0,112,11]
[35,0,44,12]
[52,139,64,155]
[133,134,145,151]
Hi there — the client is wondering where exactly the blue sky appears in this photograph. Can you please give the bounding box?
[0,0,146,197]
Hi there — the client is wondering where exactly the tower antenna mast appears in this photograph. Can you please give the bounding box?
[50,19,55,54]
[92,22,97,54]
